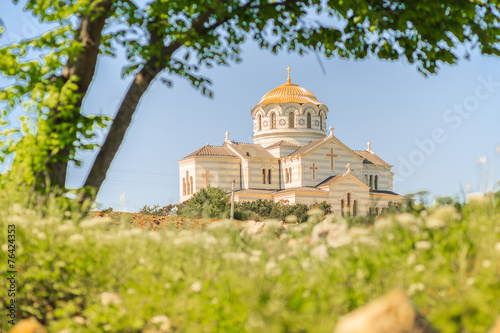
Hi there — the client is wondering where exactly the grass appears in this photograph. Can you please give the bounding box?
[0,191,499,332]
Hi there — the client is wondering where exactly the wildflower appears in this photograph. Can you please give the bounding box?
[495,242,500,252]
[467,192,488,206]
[374,218,393,231]
[80,217,110,229]
[465,278,475,286]
[57,222,75,233]
[222,252,248,261]
[1,244,8,252]
[414,240,431,251]
[482,260,491,268]
[310,244,329,261]
[407,282,425,295]
[415,264,425,272]
[100,292,121,306]
[265,260,281,276]
[190,281,202,293]
[144,315,172,333]
[426,219,445,229]
[69,234,85,243]
[72,316,86,325]
[311,220,350,248]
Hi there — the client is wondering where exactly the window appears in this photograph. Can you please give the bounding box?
[271,113,276,129]
[374,175,378,190]
[319,113,323,130]
[353,200,358,217]
[307,113,311,128]
[285,168,289,184]
[258,115,262,130]
[190,176,193,194]
[182,178,186,196]
[288,168,292,183]
[346,193,351,217]
[268,169,271,184]
[341,199,345,217]
[262,169,266,184]
[289,111,295,128]
[369,175,373,189]
[186,171,190,195]
[376,207,379,216]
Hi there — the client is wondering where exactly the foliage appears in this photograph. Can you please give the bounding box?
[176,187,230,219]
[234,199,331,223]
[1,189,499,332]
[137,204,174,216]
[1,0,500,197]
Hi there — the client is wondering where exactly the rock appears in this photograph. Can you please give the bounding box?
[488,317,500,333]
[334,290,435,333]
[8,319,47,333]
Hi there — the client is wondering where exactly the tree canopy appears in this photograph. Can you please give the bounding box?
[0,0,499,200]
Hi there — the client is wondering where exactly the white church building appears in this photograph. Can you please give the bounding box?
[179,67,404,216]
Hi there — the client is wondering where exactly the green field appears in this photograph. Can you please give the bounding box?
[1,192,499,332]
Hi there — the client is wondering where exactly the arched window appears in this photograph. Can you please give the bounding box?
[262,169,266,184]
[341,199,345,217]
[258,115,262,131]
[186,171,190,195]
[353,200,358,217]
[369,175,373,189]
[190,176,193,194]
[289,112,295,128]
[271,113,276,129]
[376,207,379,216]
[307,113,311,128]
[182,178,186,196]
[268,169,271,184]
[285,168,289,184]
[289,168,292,183]
[319,113,323,130]
[374,175,378,190]
[347,193,351,208]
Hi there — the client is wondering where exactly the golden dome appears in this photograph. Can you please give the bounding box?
[257,66,321,105]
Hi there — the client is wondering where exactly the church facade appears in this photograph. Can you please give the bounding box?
[179,68,404,216]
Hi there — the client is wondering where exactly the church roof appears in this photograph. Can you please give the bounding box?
[287,138,324,156]
[183,145,237,158]
[234,189,276,195]
[315,174,344,187]
[265,140,300,149]
[257,67,322,105]
[370,190,401,196]
[277,186,328,194]
[354,150,391,166]
[227,142,276,159]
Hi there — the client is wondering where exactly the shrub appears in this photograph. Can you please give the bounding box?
[177,187,230,219]
[137,204,174,216]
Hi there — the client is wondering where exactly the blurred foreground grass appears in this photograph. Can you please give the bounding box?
[1,191,499,332]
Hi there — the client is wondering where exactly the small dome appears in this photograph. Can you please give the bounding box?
[258,83,321,105]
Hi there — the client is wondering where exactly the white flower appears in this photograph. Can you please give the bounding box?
[190,281,202,293]
[145,315,171,333]
[495,242,500,252]
[265,260,281,276]
[374,218,393,231]
[465,278,475,286]
[482,260,492,268]
[80,217,111,229]
[222,252,248,261]
[57,222,75,233]
[100,292,121,306]
[72,316,86,325]
[310,244,329,261]
[407,282,425,295]
[148,232,161,242]
[467,192,488,206]
[415,264,426,272]
[311,220,350,248]
[396,213,418,227]
[1,244,8,252]
[69,234,85,243]
[426,219,445,229]
[414,240,431,251]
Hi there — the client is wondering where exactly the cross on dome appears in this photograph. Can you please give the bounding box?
[286,65,291,84]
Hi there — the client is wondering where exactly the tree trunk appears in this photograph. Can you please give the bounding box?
[84,62,162,188]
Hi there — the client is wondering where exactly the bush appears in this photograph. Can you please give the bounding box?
[137,204,174,216]
[177,187,230,219]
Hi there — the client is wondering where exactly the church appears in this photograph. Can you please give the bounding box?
[179,67,404,216]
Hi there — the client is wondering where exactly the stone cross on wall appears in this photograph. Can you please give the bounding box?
[309,163,319,181]
[201,170,212,188]
[325,148,339,170]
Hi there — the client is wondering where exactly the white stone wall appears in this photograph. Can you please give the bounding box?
[245,159,281,190]
[298,142,364,187]
[179,157,240,203]
[361,165,393,191]
[325,177,371,216]
[252,102,328,147]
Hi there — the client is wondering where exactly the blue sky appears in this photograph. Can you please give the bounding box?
[1,2,499,211]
